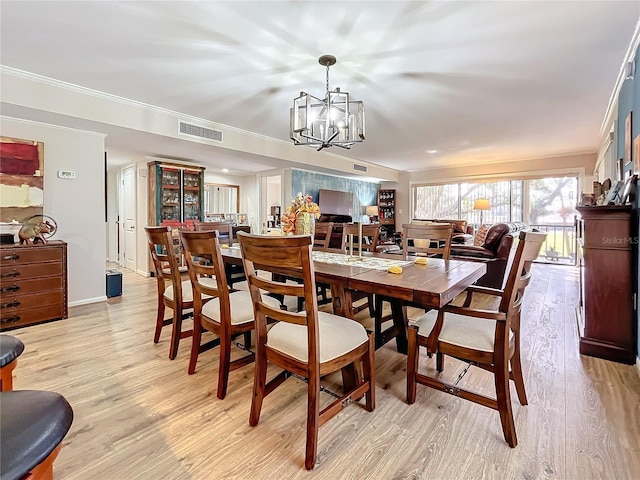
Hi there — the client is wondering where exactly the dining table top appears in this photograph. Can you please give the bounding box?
[220,245,486,310]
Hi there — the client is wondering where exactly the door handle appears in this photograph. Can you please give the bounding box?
[2,254,19,261]
[0,270,19,278]
[0,315,20,324]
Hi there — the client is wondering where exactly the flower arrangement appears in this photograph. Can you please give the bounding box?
[281,192,321,234]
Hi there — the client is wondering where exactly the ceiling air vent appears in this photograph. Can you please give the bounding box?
[178,121,223,142]
[353,163,368,173]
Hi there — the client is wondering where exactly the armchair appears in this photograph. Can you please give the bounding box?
[450,222,528,289]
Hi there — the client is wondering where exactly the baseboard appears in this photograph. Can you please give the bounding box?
[636,357,640,377]
[136,269,150,277]
[69,296,107,307]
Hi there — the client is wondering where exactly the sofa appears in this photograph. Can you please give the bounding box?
[450,221,528,289]
[413,219,474,244]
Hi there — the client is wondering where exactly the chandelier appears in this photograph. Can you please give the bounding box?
[290,55,365,151]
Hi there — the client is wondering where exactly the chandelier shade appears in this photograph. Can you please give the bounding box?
[290,55,365,151]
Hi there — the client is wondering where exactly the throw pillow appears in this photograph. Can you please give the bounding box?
[474,224,489,246]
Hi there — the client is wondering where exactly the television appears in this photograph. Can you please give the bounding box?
[318,189,353,216]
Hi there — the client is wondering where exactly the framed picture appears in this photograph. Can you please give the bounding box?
[205,213,224,222]
[624,111,632,165]
[226,213,238,225]
[237,213,248,225]
[621,174,637,204]
[634,134,640,174]
[617,158,624,181]
[604,180,624,205]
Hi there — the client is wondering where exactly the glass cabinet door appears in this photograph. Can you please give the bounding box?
[160,168,181,222]
[182,169,202,221]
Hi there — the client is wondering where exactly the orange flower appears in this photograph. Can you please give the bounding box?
[281,192,321,234]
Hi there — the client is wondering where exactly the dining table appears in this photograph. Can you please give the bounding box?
[220,245,487,354]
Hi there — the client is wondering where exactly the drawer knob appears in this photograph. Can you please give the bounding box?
[0,270,19,278]
[0,315,20,324]
[2,254,19,261]
[0,285,19,293]
[0,300,20,309]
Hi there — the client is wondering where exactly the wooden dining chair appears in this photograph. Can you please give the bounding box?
[238,232,375,470]
[339,223,381,317]
[145,226,209,360]
[313,222,334,250]
[194,220,246,288]
[406,230,547,447]
[179,230,281,398]
[373,223,454,349]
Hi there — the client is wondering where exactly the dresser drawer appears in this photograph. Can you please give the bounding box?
[0,262,63,280]
[0,277,63,295]
[1,290,64,311]
[1,246,63,264]
[0,303,65,330]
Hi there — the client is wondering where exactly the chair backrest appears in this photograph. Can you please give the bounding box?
[194,221,233,246]
[238,233,320,360]
[402,223,453,259]
[340,223,380,253]
[499,230,547,316]
[313,222,334,250]
[145,226,184,302]
[179,230,228,308]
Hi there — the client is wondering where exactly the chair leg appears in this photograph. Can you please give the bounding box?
[436,352,444,373]
[510,337,528,406]
[305,368,321,470]
[217,330,232,400]
[362,333,376,412]
[367,294,376,318]
[494,355,517,447]
[187,315,203,375]
[243,331,252,349]
[154,300,166,343]
[168,307,181,360]
[406,326,418,404]
[249,345,267,427]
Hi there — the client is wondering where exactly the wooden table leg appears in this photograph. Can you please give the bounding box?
[390,299,408,354]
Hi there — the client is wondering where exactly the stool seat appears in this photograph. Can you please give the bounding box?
[0,390,74,480]
[0,335,24,367]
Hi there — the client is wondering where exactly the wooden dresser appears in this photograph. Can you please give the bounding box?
[575,206,636,364]
[0,240,68,331]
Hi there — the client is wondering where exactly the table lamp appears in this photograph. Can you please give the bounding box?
[366,205,379,223]
[473,198,490,225]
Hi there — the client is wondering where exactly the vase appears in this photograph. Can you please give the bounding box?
[295,212,316,238]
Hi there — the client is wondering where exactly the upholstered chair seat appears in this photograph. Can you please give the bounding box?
[0,390,74,480]
[163,278,217,302]
[413,310,514,353]
[0,335,25,392]
[201,290,281,326]
[267,311,369,363]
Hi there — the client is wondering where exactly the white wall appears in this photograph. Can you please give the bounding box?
[1,116,106,306]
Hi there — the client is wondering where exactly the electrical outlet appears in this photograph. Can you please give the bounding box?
[57,170,76,179]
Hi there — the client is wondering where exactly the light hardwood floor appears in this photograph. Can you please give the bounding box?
[8,264,640,479]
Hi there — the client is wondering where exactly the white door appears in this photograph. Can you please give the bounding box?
[122,166,137,272]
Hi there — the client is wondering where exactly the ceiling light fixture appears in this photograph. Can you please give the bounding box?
[290,55,365,151]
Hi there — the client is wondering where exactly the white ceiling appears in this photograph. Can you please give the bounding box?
[1,1,638,175]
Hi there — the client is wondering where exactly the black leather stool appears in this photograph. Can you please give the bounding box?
[0,390,74,480]
[0,334,25,391]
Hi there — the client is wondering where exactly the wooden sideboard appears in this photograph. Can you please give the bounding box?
[575,206,636,364]
[0,241,68,330]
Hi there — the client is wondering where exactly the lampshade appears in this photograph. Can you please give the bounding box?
[473,198,490,210]
[365,205,379,216]
[290,55,365,151]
